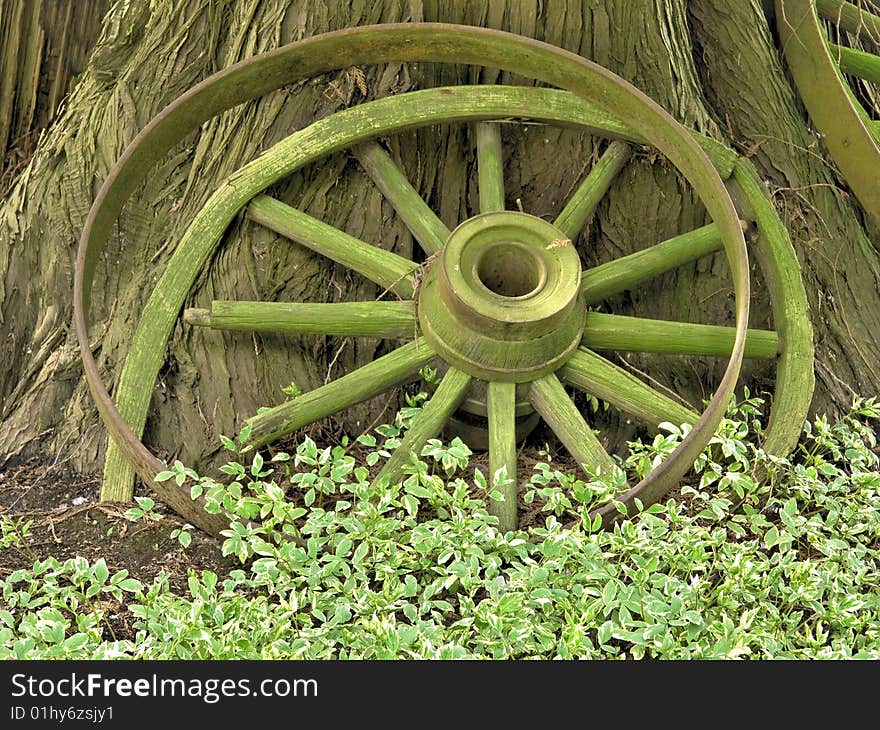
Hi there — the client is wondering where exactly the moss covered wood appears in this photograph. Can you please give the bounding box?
[244,337,436,448]
[372,366,472,488]
[579,222,732,304]
[183,300,416,338]
[554,141,631,239]
[729,158,815,460]
[475,122,505,213]
[815,0,880,38]
[828,43,880,86]
[246,195,419,298]
[560,348,699,427]
[529,373,617,476]
[487,380,518,531]
[689,0,871,415]
[90,80,757,509]
[76,25,765,533]
[775,0,880,226]
[581,312,779,358]
[3,0,868,531]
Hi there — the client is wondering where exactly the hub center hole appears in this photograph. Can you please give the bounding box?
[475,242,545,299]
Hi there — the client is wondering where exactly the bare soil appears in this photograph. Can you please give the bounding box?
[0,457,237,594]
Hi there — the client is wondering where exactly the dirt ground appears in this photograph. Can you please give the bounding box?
[0,457,237,594]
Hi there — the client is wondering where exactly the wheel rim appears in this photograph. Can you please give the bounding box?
[74,23,756,533]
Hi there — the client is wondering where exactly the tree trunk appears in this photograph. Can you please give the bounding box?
[0,0,110,190]
[1,0,877,493]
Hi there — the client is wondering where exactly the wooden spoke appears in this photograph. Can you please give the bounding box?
[476,122,505,212]
[582,312,779,359]
[354,142,450,255]
[529,373,617,477]
[372,367,471,487]
[183,300,415,339]
[828,43,880,85]
[243,337,435,447]
[554,141,631,240]
[247,195,417,298]
[581,222,738,304]
[560,347,699,427]
[487,381,517,531]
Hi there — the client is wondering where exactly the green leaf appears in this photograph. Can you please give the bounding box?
[134,496,155,511]
[63,633,89,651]
[332,605,351,625]
[353,542,369,564]
[92,560,109,585]
[405,484,431,498]
[402,494,418,517]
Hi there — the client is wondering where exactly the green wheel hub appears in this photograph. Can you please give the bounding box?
[419,212,584,383]
[73,24,815,537]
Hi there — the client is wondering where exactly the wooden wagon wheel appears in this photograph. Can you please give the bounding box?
[74,24,813,535]
[776,0,880,227]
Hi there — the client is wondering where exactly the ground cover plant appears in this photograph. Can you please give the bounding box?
[1,395,878,660]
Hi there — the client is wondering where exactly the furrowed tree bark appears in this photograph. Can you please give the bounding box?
[0,0,110,189]
[0,0,877,509]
